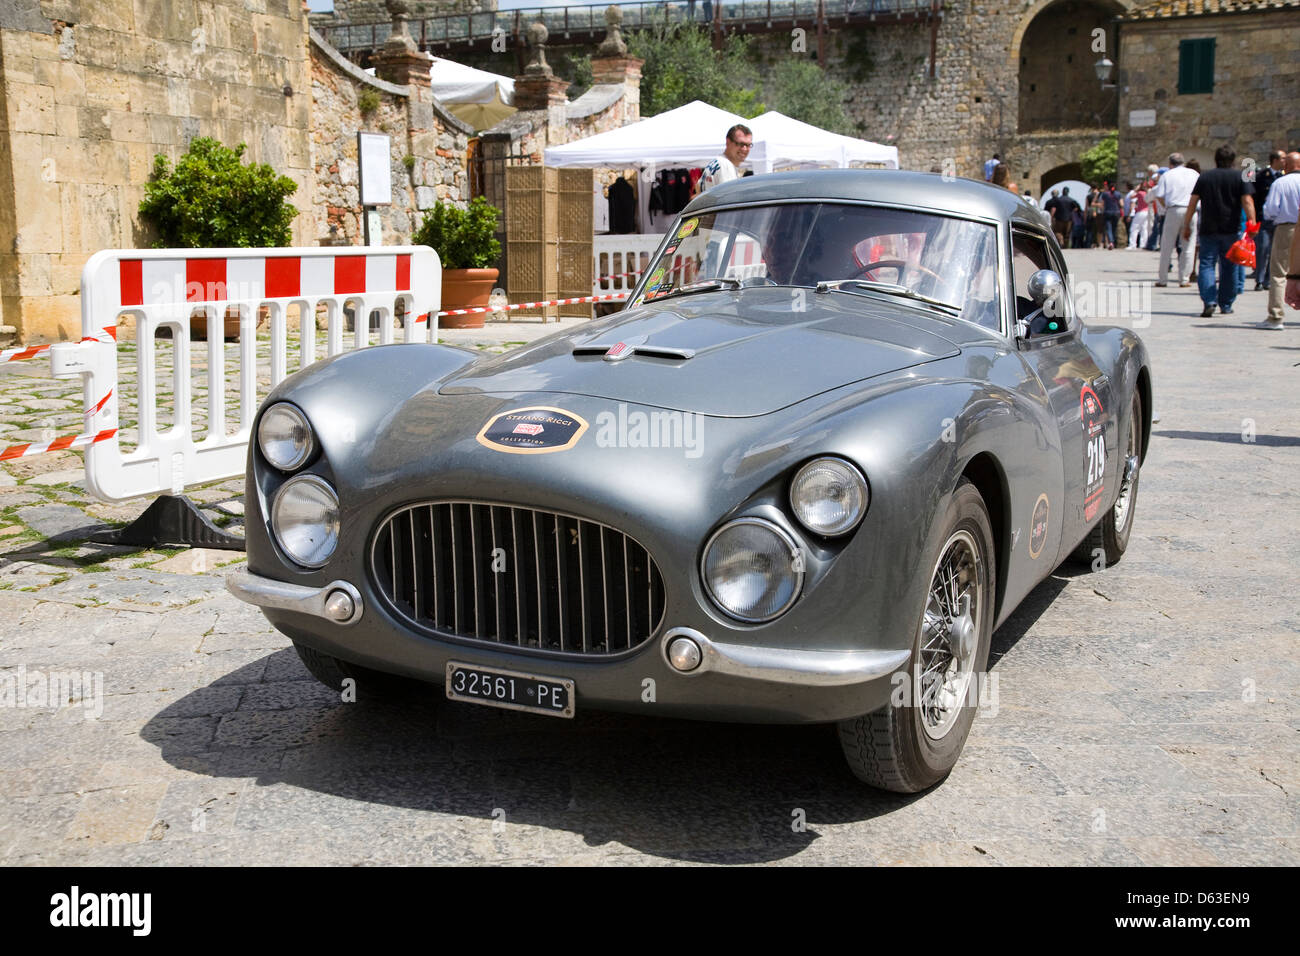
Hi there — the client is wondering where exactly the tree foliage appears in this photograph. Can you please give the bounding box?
[138,137,298,248]
[1080,131,1119,186]
[760,59,857,136]
[627,20,763,118]
[413,196,502,270]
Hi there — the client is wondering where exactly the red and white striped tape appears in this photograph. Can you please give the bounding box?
[436,292,629,318]
[0,326,118,364]
[0,428,117,462]
[115,254,415,307]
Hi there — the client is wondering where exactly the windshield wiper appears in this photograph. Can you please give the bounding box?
[814,278,961,316]
[645,278,741,302]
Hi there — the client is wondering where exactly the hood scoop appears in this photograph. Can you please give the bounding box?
[572,337,697,362]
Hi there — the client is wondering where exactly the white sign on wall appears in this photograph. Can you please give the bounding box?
[1129,109,1157,128]
[358,132,392,206]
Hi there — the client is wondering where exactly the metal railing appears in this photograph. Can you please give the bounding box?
[319,1,942,54]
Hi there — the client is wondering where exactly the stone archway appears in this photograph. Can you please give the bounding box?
[1015,0,1130,134]
[1040,162,1083,197]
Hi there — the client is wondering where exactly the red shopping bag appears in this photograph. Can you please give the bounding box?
[1226,232,1256,270]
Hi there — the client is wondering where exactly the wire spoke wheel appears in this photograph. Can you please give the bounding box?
[916,529,982,740]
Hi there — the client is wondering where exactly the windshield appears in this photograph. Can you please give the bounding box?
[633,202,1001,329]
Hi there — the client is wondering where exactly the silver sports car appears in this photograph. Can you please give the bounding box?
[229,170,1151,792]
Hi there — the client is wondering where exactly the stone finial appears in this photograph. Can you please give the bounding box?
[383,0,418,55]
[597,5,627,57]
[525,22,551,75]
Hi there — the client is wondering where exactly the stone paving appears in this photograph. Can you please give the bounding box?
[0,254,1296,865]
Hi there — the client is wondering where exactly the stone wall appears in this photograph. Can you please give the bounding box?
[0,0,314,342]
[1117,8,1300,179]
[0,2,475,344]
[309,28,470,246]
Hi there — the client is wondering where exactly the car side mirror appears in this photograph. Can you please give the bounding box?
[1028,269,1064,310]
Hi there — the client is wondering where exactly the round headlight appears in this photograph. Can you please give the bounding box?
[258,403,314,471]
[272,475,339,568]
[701,518,803,623]
[790,457,868,536]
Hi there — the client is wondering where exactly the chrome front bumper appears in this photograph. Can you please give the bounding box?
[226,570,364,626]
[228,569,909,690]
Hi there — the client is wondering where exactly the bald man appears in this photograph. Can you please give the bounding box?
[1261,150,1300,329]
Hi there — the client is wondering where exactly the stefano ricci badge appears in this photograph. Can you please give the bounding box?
[476,406,589,454]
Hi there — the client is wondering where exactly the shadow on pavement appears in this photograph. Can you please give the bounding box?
[1154,429,1300,447]
[138,569,1077,862]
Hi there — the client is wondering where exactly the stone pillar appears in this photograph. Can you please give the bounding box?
[512,22,569,112]
[370,0,433,88]
[589,7,642,121]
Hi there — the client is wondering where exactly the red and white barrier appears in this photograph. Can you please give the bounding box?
[66,246,440,502]
[438,292,628,318]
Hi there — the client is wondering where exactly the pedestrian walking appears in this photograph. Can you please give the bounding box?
[1149,153,1199,286]
[699,124,751,193]
[1045,188,1077,248]
[1182,145,1256,317]
[1253,150,1284,291]
[1128,184,1152,249]
[1101,182,1122,249]
[984,153,1001,182]
[1260,150,1300,329]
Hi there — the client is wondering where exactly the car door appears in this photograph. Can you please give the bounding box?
[1011,228,1116,560]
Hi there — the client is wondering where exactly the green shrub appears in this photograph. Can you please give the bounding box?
[412,197,502,270]
[138,137,298,248]
[358,89,381,115]
[1081,131,1119,185]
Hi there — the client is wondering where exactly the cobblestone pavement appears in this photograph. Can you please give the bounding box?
[1,253,1296,865]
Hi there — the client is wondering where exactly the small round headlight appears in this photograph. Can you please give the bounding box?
[789,457,868,536]
[701,517,803,623]
[258,403,314,471]
[272,475,339,567]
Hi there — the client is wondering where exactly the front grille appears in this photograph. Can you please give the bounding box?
[372,502,666,655]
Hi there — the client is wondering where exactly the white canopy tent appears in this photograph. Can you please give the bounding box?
[429,57,515,131]
[747,110,899,171]
[544,101,899,234]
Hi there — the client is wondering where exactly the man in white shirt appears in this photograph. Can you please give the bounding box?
[1148,152,1201,286]
[700,124,751,193]
[1261,150,1300,329]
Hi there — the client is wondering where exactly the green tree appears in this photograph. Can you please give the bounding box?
[1080,131,1119,185]
[413,197,501,270]
[627,19,763,118]
[760,59,857,136]
[139,138,298,248]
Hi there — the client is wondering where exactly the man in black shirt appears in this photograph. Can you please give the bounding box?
[1044,188,1079,248]
[1182,145,1256,317]
[1253,150,1284,290]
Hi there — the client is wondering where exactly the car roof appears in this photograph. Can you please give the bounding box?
[683,169,1047,232]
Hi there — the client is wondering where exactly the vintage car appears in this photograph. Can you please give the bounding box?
[228,170,1151,792]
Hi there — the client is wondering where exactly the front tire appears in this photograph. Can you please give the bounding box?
[838,480,995,792]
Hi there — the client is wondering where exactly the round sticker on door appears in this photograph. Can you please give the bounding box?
[1028,494,1050,559]
[476,406,589,455]
[675,218,699,240]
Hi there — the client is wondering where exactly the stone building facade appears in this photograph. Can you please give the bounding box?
[0,0,315,343]
[0,0,475,344]
[1116,0,1300,179]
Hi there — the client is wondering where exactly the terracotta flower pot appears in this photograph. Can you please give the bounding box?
[440,268,499,329]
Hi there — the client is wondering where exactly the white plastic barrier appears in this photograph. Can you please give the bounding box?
[593,234,663,299]
[62,246,440,502]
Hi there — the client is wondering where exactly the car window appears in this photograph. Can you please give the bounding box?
[636,203,998,324]
[1011,231,1068,333]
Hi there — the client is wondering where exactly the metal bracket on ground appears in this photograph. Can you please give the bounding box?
[89,494,246,551]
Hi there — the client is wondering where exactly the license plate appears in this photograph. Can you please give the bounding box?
[445,662,574,718]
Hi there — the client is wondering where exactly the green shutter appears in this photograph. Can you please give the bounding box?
[1178,38,1215,94]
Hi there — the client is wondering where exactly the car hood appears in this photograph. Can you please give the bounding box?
[438,288,962,416]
